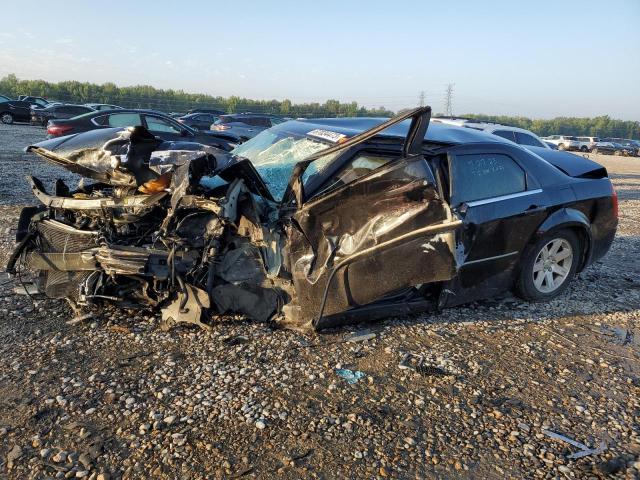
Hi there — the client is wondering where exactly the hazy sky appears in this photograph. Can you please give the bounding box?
[1,0,638,119]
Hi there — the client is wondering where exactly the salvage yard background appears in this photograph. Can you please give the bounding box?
[0,123,638,479]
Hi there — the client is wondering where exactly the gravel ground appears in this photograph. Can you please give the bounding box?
[0,123,639,479]
[0,123,80,206]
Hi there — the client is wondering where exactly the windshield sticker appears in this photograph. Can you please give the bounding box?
[307,129,347,143]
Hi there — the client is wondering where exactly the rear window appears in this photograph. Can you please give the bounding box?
[515,132,545,148]
[452,153,526,205]
[493,130,516,142]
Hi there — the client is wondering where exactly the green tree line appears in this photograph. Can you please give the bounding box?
[0,74,393,118]
[2,74,637,138]
[461,113,639,140]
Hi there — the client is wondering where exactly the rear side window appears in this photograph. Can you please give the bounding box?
[106,113,142,127]
[144,115,181,133]
[256,117,272,127]
[515,132,545,147]
[452,153,526,205]
[493,130,516,142]
[197,114,216,123]
[239,117,270,127]
[69,106,91,115]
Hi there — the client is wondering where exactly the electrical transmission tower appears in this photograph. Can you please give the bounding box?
[444,83,454,116]
[418,91,425,107]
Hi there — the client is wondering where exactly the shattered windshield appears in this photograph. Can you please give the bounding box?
[231,124,339,201]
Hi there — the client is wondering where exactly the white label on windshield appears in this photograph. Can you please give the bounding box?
[307,129,347,143]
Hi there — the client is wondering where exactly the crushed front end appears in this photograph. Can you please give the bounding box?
[8,126,291,329]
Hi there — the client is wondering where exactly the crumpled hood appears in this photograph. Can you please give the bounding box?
[26,126,272,199]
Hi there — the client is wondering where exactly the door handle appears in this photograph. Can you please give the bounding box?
[526,204,544,213]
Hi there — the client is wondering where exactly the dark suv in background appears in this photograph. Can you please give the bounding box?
[1,100,35,124]
[211,113,286,140]
[30,104,94,126]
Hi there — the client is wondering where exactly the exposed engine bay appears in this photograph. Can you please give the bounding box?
[9,108,460,331]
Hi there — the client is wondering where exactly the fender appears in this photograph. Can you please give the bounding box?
[534,207,593,271]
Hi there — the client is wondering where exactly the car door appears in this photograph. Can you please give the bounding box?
[442,144,551,305]
[286,155,460,326]
[8,101,32,121]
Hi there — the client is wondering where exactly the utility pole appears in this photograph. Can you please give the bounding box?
[418,91,425,107]
[444,83,454,116]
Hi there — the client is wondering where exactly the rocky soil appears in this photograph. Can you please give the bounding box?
[0,123,639,479]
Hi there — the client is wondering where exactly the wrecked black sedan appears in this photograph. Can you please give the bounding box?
[8,107,617,331]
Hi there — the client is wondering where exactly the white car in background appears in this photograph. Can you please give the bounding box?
[543,135,581,151]
[575,136,600,152]
[431,117,550,150]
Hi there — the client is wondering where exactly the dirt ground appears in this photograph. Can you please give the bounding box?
[0,123,638,479]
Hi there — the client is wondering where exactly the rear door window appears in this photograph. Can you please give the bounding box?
[452,153,526,205]
[106,113,142,127]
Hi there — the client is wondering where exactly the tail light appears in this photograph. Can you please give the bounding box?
[612,187,618,219]
[47,125,73,136]
[212,124,230,131]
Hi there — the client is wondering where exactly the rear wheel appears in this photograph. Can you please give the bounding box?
[1,112,14,124]
[558,143,566,151]
[580,145,588,152]
[516,229,580,301]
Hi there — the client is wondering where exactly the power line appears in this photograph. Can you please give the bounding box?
[444,83,454,116]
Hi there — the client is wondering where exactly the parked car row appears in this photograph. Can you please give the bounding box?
[543,135,639,156]
[3,93,637,158]
[0,95,126,125]
[0,94,287,143]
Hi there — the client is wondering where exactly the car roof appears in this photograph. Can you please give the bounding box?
[48,103,89,108]
[288,117,510,146]
[83,108,168,116]
[224,113,279,118]
[471,124,539,135]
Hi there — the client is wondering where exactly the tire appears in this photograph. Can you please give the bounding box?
[1,112,14,124]
[516,229,581,302]
[614,150,622,156]
[558,143,566,151]
[580,146,588,152]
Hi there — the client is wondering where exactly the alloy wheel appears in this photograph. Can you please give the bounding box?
[1,113,13,124]
[532,238,573,293]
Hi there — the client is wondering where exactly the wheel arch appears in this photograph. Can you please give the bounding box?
[521,208,593,273]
